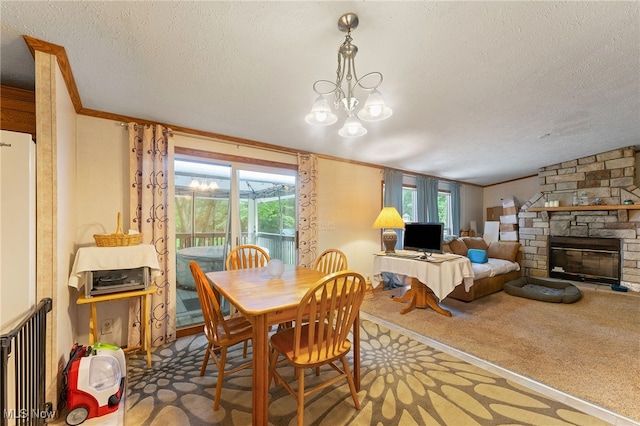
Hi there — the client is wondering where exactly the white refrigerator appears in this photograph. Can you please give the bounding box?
[0,130,36,332]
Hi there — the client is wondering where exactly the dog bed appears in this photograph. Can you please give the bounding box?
[504,276,582,303]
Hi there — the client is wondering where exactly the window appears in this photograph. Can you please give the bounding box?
[401,186,452,235]
[402,187,417,222]
[438,191,452,236]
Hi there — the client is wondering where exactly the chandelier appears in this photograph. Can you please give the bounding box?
[305,13,392,138]
[189,179,219,191]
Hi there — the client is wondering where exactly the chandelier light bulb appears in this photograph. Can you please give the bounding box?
[189,179,200,188]
[338,115,367,138]
[305,96,337,126]
[357,89,393,122]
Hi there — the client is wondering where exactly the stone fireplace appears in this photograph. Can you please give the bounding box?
[519,146,640,292]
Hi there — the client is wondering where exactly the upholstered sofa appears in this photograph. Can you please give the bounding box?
[443,237,522,302]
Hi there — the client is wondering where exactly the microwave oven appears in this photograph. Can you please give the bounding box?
[86,267,150,298]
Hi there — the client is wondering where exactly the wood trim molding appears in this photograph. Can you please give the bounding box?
[175,146,297,170]
[23,36,83,114]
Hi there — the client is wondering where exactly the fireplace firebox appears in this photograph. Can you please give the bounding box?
[549,236,621,285]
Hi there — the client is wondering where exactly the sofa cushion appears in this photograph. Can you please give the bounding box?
[467,249,488,264]
[487,241,521,262]
[448,238,468,256]
[463,237,489,251]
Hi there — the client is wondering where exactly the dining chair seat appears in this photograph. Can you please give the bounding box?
[270,323,352,366]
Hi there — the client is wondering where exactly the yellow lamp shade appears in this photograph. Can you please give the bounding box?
[372,207,405,253]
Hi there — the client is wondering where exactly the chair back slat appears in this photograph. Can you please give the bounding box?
[314,249,348,275]
[226,244,270,270]
[190,261,231,341]
[293,270,366,364]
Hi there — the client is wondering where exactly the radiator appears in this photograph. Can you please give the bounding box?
[1,298,53,425]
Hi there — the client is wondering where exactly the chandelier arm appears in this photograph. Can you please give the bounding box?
[312,80,341,96]
[353,72,384,91]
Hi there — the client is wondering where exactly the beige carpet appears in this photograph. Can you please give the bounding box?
[361,283,640,422]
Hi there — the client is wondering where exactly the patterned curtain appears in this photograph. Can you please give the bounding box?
[297,153,318,267]
[128,123,176,347]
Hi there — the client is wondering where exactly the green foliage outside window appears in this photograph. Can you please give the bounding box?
[257,198,296,233]
[438,193,449,227]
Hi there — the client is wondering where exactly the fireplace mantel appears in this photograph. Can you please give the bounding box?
[527,204,640,212]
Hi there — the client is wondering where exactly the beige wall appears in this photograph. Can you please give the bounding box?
[54,62,77,383]
[74,116,130,345]
[460,183,484,235]
[316,158,382,281]
[483,176,538,216]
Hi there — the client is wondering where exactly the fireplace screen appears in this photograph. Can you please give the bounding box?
[549,237,620,285]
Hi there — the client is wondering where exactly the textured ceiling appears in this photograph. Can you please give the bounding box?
[1,1,639,186]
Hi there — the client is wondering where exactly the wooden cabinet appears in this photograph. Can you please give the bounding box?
[1,86,36,138]
[486,206,503,221]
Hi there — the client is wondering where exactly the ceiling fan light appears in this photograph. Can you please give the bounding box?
[357,90,393,122]
[305,96,337,126]
[338,115,367,137]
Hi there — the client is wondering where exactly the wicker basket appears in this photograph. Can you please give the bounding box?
[93,213,143,247]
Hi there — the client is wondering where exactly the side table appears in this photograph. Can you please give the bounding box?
[76,285,156,368]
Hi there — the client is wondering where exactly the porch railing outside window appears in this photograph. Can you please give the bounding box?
[176,232,296,264]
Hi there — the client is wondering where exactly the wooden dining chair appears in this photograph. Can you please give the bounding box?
[313,248,348,274]
[278,248,350,331]
[225,244,271,322]
[225,244,270,270]
[269,270,366,426]
[189,261,253,411]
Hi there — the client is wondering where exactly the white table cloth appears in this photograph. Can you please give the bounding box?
[68,244,160,290]
[372,254,475,300]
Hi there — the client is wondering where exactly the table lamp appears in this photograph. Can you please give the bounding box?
[372,207,405,253]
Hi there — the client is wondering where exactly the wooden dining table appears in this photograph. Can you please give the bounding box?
[205,265,361,426]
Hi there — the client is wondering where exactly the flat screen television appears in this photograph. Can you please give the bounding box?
[403,222,444,254]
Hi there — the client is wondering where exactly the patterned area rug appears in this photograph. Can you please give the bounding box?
[126,319,607,425]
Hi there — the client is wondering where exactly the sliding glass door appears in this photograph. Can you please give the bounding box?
[174,156,296,329]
